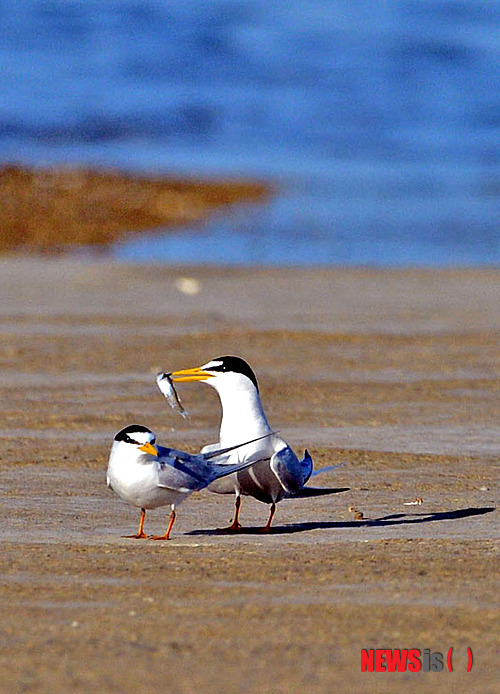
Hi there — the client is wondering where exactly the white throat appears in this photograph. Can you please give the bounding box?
[208,375,272,445]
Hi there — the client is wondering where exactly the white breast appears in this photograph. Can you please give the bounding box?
[107,451,181,510]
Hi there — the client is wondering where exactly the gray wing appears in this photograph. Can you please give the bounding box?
[157,444,208,464]
[300,449,313,486]
[200,432,277,461]
[156,451,270,492]
[155,433,276,492]
[158,457,213,493]
[156,449,213,493]
[207,454,270,482]
[270,447,313,495]
[160,432,275,459]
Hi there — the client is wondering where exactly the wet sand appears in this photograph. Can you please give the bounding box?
[1,259,498,693]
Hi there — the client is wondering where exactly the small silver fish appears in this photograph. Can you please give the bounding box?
[156,372,189,419]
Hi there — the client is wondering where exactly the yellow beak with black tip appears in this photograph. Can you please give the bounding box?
[170,367,214,382]
[138,442,158,456]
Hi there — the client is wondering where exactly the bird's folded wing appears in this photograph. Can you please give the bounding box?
[270,446,312,495]
[208,455,269,481]
[200,432,277,461]
[156,458,208,492]
[156,434,278,492]
[156,444,200,462]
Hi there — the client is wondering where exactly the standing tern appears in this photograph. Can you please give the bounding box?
[107,424,272,540]
[170,356,313,532]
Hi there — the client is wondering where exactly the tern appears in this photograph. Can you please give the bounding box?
[170,356,313,532]
[107,424,272,540]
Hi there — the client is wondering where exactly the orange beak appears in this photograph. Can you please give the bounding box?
[170,367,214,383]
[138,442,158,456]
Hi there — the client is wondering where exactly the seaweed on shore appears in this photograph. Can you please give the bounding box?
[0,165,270,253]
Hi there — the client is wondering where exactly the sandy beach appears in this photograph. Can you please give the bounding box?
[1,258,498,693]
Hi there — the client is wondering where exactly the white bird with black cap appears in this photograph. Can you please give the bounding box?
[107,423,273,540]
[169,356,313,532]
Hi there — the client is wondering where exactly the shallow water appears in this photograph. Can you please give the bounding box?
[1,0,499,265]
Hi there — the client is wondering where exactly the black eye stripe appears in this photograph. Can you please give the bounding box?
[122,435,155,446]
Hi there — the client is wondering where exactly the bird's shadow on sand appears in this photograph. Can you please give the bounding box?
[189,504,495,536]
[288,486,350,498]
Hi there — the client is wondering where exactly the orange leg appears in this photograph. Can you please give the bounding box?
[150,508,176,541]
[259,502,276,533]
[220,495,242,532]
[123,508,148,539]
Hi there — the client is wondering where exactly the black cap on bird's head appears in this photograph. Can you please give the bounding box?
[113,425,158,455]
[171,355,259,392]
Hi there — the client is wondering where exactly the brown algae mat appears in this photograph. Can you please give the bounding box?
[0,165,269,252]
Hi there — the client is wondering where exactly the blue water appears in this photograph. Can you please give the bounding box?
[1,0,499,265]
